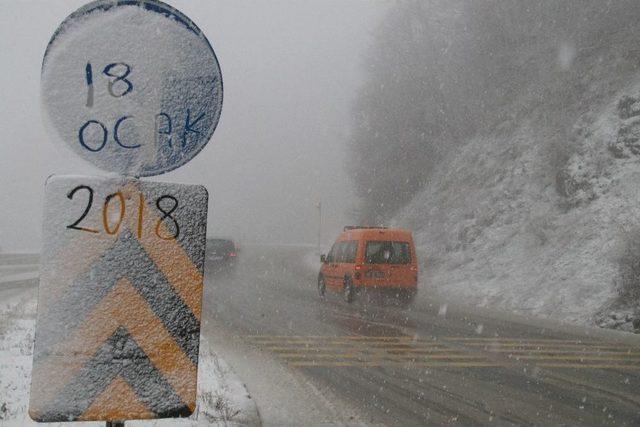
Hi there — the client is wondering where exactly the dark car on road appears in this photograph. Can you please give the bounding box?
[207,238,238,273]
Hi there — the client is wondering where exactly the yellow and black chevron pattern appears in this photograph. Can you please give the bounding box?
[30,180,207,422]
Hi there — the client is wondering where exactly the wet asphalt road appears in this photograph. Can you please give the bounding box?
[0,253,39,297]
[203,245,640,426]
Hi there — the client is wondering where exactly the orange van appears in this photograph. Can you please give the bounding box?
[318,226,418,303]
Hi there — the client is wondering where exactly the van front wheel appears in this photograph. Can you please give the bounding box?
[317,275,326,298]
[344,278,355,304]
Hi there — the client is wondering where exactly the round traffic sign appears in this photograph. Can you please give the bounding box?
[41,0,223,177]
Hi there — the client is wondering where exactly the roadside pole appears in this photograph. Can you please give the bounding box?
[28,1,223,425]
[317,201,322,254]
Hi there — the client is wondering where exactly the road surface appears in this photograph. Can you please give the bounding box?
[202,245,640,426]
[3,249,640,426]
[0,253,39,300]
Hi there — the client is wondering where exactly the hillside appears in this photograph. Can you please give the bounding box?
[352,1,640,328]
[395,86,640,327]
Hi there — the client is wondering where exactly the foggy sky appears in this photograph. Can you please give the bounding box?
[0,0,387,252]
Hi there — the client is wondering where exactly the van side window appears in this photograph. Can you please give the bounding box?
[326,243,338,262]
[344,241,357,263]
[334,241,357,263]
[335,242,347,263]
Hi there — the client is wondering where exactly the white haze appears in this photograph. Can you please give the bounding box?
[0,0,387,252]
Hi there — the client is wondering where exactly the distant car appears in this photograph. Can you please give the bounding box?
[318,226,418,303]
[207,238,238,272]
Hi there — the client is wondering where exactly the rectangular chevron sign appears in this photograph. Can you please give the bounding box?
[29,175,208,422]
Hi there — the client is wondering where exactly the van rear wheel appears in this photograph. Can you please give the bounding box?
[399,289,416,307]
[344,278,355,303]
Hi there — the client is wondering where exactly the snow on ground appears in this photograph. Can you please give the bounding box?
[394,75,640,329]
[0,287,259,426]
[0,290,35,425]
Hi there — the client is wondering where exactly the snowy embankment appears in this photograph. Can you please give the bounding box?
[0,285,259,426]
[394,78,640,330]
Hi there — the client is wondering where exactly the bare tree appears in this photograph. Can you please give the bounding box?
[349,0,640,221]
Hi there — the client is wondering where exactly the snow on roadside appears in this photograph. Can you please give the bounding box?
[0,290,35,425]
[0,290,259,426]
[126,338,260,427]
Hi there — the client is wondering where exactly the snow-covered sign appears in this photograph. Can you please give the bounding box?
[41,0,223,177]
[29,175,208,422]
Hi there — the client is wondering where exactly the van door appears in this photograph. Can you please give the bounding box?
[323,242,341,290]
[391,241,412,285]
[335,241,357,286]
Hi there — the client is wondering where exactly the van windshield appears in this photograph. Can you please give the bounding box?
[364,241,411,264]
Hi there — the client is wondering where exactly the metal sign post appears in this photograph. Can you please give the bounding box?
[29,0,223,425]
